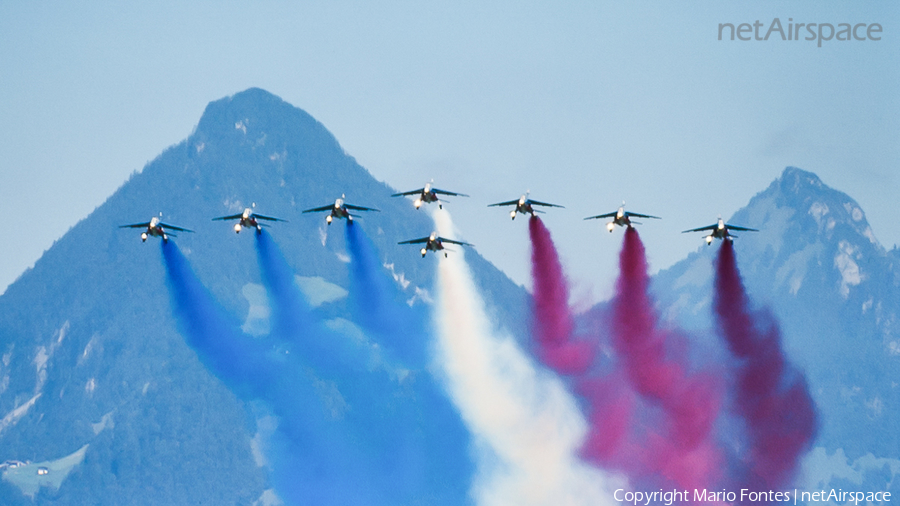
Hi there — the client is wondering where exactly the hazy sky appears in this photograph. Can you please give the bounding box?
[1,1,897,302]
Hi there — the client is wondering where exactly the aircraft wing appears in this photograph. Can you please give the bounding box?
[488,199,521,207]
[726,224,758,232]
[302,205,335,213]
[528,199,564,208]
[682,224,717,233]
[254,213,287,222]
[432,188,469,197]
[344,204,380,212]
[439,237,473,246]
[391,188,425,197]
[159,222,194,233]
[398,237,430,245]
[212,213,243,221]
[119,222,152,229]
[584,212,617,220]
[626,212,661,219]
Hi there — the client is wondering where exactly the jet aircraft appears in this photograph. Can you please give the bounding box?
[119,215,193,243]
[398,232,473,257]
[585,203,660,232]
[212,203,287,234]
[391,181,469,209]
[302,195,379,224]
[682,217,758,244]
[488,193,564,220]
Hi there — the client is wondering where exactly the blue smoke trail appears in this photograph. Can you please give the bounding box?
[344,221,429,368]
[254,229,367,372]
[161,239,277,398]
[343,222,475,503]
[161,240,386,504]
[253,228,474,505]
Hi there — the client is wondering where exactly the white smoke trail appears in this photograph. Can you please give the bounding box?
[430,209,621,506]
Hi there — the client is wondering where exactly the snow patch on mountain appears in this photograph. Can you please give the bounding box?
[253,488,284,506]
[409,286,433,306]
[295,276,348,307]
[384,262,411,290]
[92,411,114,435]
[250,415,278,468]
[32,320,70,394]
[241,283,271,336]
[0,348,10,397]
[834,241,863,298]
[79,334,99,365]
[0,393,41,436]
[776,243,822,295]
[801,447,900,491]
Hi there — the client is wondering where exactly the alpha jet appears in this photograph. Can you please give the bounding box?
[302,195,379,225]
[682,217,758,244]
[488,193,564,220]
[212,203,287,234]
[585,203,660,232]
[398,232,473,258]
[119,215,193,243]
[391,181,469,210]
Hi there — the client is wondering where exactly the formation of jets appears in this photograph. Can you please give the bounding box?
[399,232,473,258]
[119,181,759,253]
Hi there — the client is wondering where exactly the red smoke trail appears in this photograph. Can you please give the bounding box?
[528,216,593,374]
[604,226,723,489]
[528,218,722,489]
[527,216,633,466]
[714,240,817,490]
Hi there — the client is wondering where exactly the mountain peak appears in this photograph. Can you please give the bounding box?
[778,166,825,193]
[654,167,900,468]
[735,166,879,252]
[193,88,341,158]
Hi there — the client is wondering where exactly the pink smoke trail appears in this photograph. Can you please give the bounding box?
[603,226,723,489]
[714,240,817,490]
[528,219,723,490]
[528,216,594,374]
[527,216,635,471]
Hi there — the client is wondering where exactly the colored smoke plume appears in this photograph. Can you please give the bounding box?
[162,240,363,505]
[343,221,476,496]
[714,240,817,490]
[161,240,279,398]
[254,228,475,504]
[255,228,364,372]
[604,226,723,489]
[344,221,428,368]
[527,222,722,490]
[528,216,593,374]
[431,209,617,506]
[163,236,473,504]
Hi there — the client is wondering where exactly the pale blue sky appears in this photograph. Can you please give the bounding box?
[1,1,897,301]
